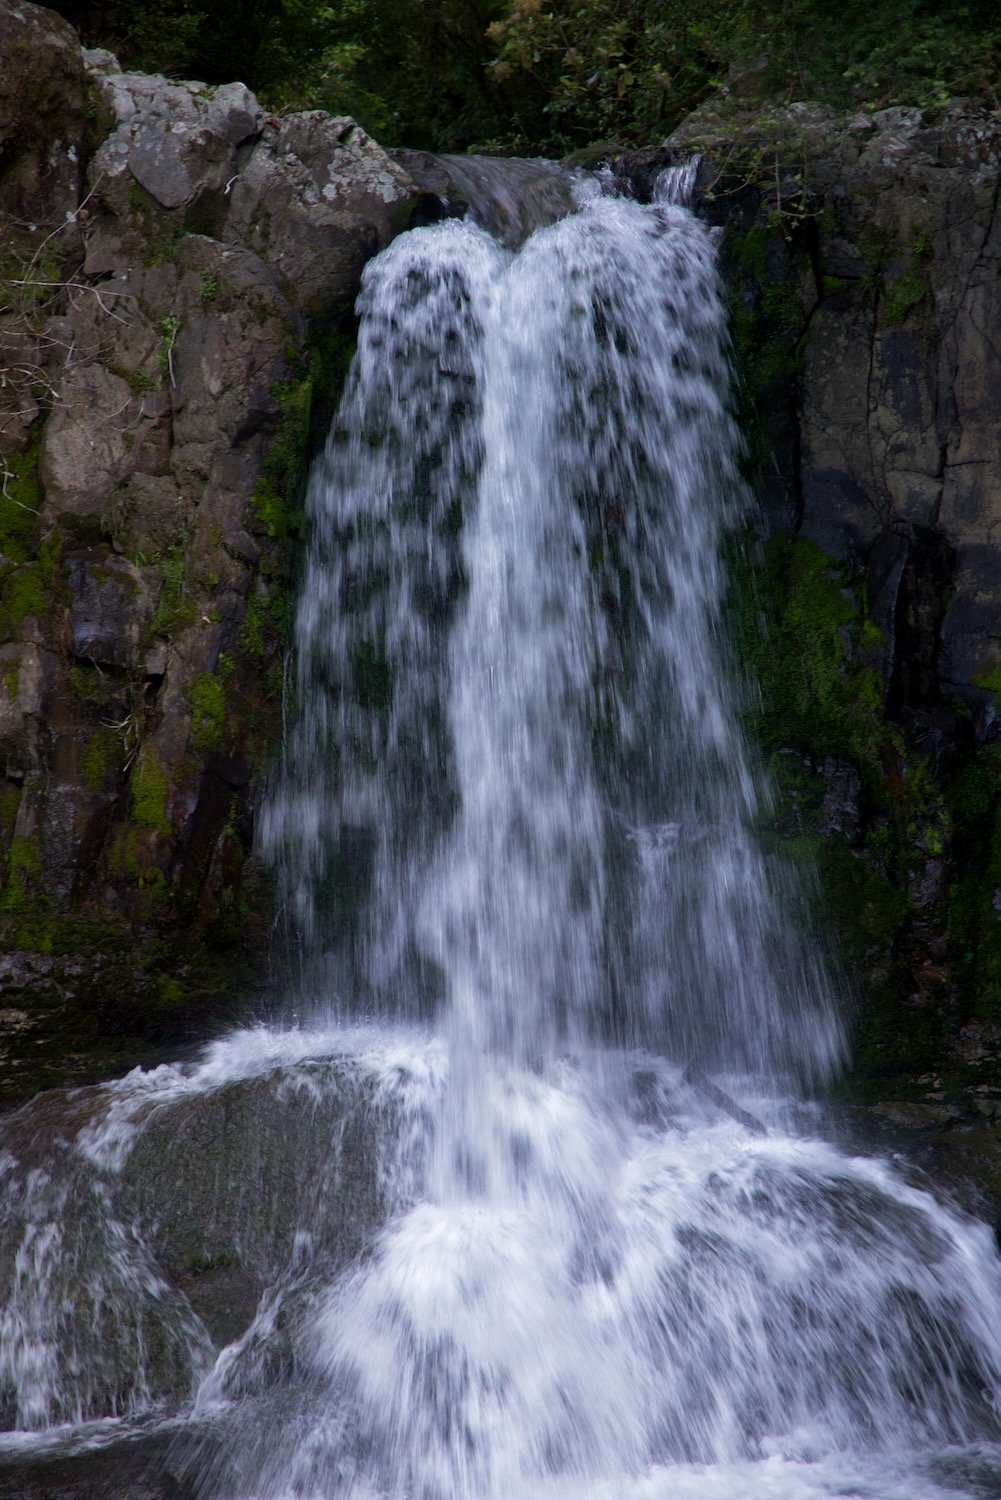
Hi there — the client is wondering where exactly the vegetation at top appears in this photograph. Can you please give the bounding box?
[54,0,998,153]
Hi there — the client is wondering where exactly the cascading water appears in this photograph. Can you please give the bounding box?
[3,170,1001,1500]
[266,178,838,1084]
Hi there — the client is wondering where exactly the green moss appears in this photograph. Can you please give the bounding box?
[151,229,188,266]
[249,377,313,545]
[84,725,121,790]
[4,526,65,635]
[155,974,186,1010]
[107,359,158,397]
[158,542,184,596]
[2,833,43,911]
[723,226,811,481]
[131,749,170,834]
[733,534,896,803]
[859,221,895,280]
[0,563,47,636]
[973,662,1001,695]
[727,529,959,1094]
[880,265,929,328]
[67,663,117,706]
[2,664,18,700]
[944,749,1001,1026]
[191,671,227,751]
[150,542,198,638]
[241,582,293,660]
[127,177,153,212]
[248,325,357,552]
[0,435,43,562]
[0,784,21,859]
[156,315,181,381]
[304,325,357,437]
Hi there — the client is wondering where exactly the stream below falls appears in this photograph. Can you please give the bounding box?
[3,171,1001,1500]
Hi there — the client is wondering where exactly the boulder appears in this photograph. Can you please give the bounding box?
[89,71,263,212]
[222,113,418,315]
[0,1044,422,1418]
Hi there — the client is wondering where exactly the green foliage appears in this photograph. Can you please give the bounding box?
[485,0,999,151]
[39,0,1001,153]
[486,0,722,151]
[54,0,507,149]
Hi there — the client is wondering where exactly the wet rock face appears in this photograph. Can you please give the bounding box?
[0,0,424,1050]
[663,102,1001,716]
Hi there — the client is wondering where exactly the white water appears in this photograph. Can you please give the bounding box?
[2,177,1001,1500]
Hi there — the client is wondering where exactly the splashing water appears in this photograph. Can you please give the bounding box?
[3,175,1001,1500]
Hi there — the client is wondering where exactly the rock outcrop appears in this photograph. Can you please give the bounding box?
[0,0,425,1096]
[681,103,1001,705]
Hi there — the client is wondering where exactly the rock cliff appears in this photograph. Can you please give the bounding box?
[0,0,427,1095]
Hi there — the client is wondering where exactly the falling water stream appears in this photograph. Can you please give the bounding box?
[3,171,1001,1500]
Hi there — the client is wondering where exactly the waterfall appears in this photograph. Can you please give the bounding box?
[264,183,840,1084]
[3,172,1001,1500]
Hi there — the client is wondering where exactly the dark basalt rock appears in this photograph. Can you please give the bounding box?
[0,0,426,1046]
